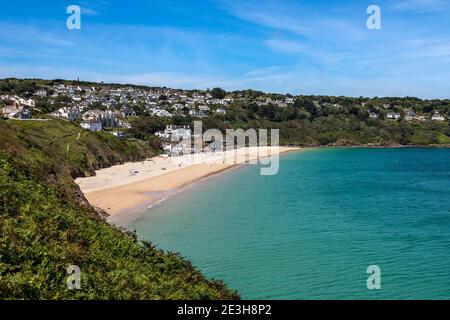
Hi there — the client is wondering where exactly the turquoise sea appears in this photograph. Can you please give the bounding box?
[126,148,450,299]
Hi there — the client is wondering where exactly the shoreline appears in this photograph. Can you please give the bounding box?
[295,144,450,149]
[75,144,450,224]
[75,146,300,223]
[108,164,243,224]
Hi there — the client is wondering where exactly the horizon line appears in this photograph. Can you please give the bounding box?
[1,76,449,101]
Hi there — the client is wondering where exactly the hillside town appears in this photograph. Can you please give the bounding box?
[2,82,448,124]
[1,80,450,151]
[1,83,235,127]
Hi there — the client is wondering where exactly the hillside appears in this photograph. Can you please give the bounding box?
[0,118,239,299]
[2,78,450,147]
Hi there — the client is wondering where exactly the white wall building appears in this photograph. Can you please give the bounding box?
[387,112,401,120]
[51,107,81,121]
[431,112,446,121]
[80,121,102,131]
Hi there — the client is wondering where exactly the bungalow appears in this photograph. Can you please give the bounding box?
[215,108,227,115]
[369,112,379,119]
[189,109,199,117]
[386,112,401,120]
[208,98,230,106]
[172,103,185,111]
[404,110,416,121]
[118,119,131,129]
[2,96,35,109]
[19,98,35,108]
[2,106,32,119]
[150,109,173,117]
[80,120,102,131]
[13,109,32,119]
[431,111,446,121]
[198,105,210,112]
[169,141,192,156]
[119,107,136,117]
[155,125,191,141]
[35,89,47,97]
[110,131,125,138]
[82,110,118,127]
[2,106,18,117]
[51,107,81,121]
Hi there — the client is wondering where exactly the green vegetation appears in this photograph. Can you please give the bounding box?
[210,87,227,99]
[0,118,157,200]
[131,111,450,147]
[208,96,450,146]
[0,118,238,299]
[2,78,449,147]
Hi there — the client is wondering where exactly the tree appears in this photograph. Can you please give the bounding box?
[210,88,226,99]
[294,97,319,117]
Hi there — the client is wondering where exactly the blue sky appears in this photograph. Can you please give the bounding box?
[1,0,450,98]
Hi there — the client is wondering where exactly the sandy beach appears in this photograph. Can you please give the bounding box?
[75,146,299,222]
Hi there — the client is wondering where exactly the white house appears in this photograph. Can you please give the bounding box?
[2,95,35,109]
[2,106,19,118]
[119,107,136,117]
[369,112,379,119]
[80,120,102,131]
[172,103,185,111]
[35,89,47,97]
[431,111,446,121]
[82,110,118,127]
[404,110,416,121]
[51,107,81,121]
[198,105,210,112]
[155,125,191,141]
[215,108,227,115]
[189,109,199,117]
[386,112,401,120]
[12,97,35,108]
[110,131,125,138]
[147,108,173,117]
[2,106,32,119]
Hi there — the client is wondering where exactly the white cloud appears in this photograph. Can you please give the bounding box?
[0,23,74,47]
[219,0,365,42]
[392,0,449,13]
[81,7,99,16]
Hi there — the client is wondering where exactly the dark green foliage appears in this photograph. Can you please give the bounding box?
[196,97,450,146]
[0,79,37,96]
[210,88,226,99]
